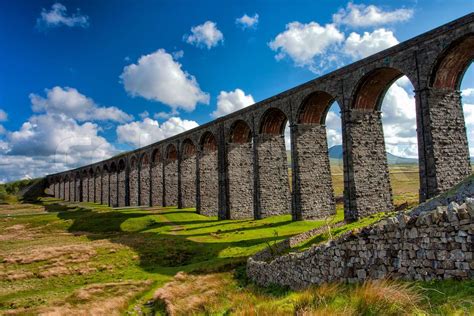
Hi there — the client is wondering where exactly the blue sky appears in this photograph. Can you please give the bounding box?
[0,0,473,182]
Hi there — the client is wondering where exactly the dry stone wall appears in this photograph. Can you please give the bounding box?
[248,198,474,289]
[256,134,291,218]
[164,160,178,206]
[344,110,393,220]
[294,124,336,220]
[227,143,254,219]
[199,151,219,217]
[181,156,196,208]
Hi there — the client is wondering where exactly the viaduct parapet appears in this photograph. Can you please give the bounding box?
[46,13,474,222]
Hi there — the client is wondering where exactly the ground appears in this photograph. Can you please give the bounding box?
[0,164,473,315]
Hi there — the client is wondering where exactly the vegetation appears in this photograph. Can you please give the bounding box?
[0,166,472,315]
[0,178,39,204]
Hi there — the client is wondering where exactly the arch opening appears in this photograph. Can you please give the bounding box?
[431,35,474,90]
[166,144,178,161]
[229,120,251,144]
[298,91,335,124]
[182,139,196,158]
[200,132,217,153]
[260,108,288,135]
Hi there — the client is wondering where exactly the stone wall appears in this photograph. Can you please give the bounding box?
[82,177,88,202]
[417,88,471,201]
[118,170,127,207]
[199,150,219,217]
[344,110,393,221]
[140,164,150,206]
[228,143,254,219]
[64,181,69,201]
[129,166,139,206]
[102,173,109,206]
[75,178,81,202]
[248,199,474,289]
[164,160,178,206]
[88,177,94,202]
[256,134,291,218]
[293,124,335,220]
[151,162,163,207]
[69,178,74,201]
[110,172,118,207]
[94,174,102,204]
[181,156,196,208]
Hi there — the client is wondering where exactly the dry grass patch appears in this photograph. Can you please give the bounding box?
[154,272,235,315]
[3,280,152,316]
[0,224,44,242]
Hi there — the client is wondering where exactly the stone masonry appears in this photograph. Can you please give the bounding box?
[164,159,178,206]
[227,142,254,219]
[94,172,101,204]
[256,134,291,218]
[140,159,151,206]
[247,195,474,289]
[88,176,94,203]
[293,124,336,220]
[102,172,109,206]
[344,110,393,221]
[47,14,474,222]
[129,163,139,206]
[181,155,196,208]
[199,150,219,217]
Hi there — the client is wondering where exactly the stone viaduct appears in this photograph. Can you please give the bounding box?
[46,13,474,222]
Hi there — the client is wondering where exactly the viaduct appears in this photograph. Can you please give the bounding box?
[46,13,474,222]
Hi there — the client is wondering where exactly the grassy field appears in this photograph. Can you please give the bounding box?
[1,199,473,315]
[0,166,473,315]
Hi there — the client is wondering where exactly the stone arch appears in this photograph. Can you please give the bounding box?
[88,168,95,203]
[164,144,178,206]
[139,152,151,206]
[150,148,163,207]
[198,131,219,216]
[297,91,335,124]
[227,119,254,219]
[102,164,110,206]
[229,120,252,144]
[181,138,197,208]
[292,90,338,220]
[129,155,139,206]
[259,108,288,135]
[94,166,102,204]
[200,131,217,152]
[351,67,405,111]
[430,34,474,89]
[117,159,127,207]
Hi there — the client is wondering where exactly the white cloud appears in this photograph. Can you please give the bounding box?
[269,22,344,72]
[36,3,89,29]
[30,86,132,123]
[7,114,115,161]
[0,109,7,122]
[120,49,210,112]
[381,77,418,158]
[185,21,224,49]
[116,117,199,148]
[236,14,259,29]
[325,110,342,148]
[343,28,399,59]
[211,89,255,118]
[333,2,413,28]
[462,102,474,156]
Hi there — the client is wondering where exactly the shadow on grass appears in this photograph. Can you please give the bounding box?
[46,202,291,277]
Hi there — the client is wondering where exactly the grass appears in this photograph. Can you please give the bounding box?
[0,165,472,315]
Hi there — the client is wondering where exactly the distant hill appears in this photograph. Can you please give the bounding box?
[286,145,418,165]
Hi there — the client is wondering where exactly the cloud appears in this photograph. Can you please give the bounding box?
[333,2,413,27]
[30,86,132,123]
[462,102,474,156]
[120,49,210,112]
[36,3,89,29]
[325,110,342,148]
[185,21,224,49]
[269,22,344,72]
[116,117,199,148]
[211,89,255,118]
[380,77,418,158]
[236,14,259,29]
[343,28,399,59]
[0,109,7,122]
